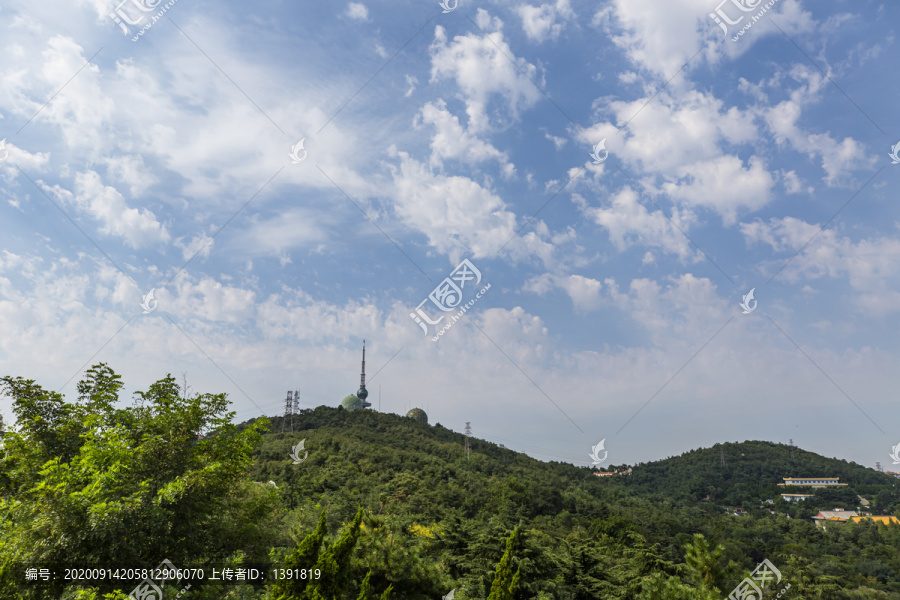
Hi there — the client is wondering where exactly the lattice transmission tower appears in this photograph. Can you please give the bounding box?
[465,422,471,460]
[283,390,297,433]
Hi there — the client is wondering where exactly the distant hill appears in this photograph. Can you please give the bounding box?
[235,407,900,598]
[602,440,899,510]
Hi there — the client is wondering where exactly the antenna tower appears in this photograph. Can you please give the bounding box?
[293,390,300,417]
[875,461,883,472]
[720,446,726,468]
[464,422,471,460]
[789,439,795,462]
[282,391,294,433]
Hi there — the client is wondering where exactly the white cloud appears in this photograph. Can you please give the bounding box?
[661,155,775,225]
[388,151,522,263]
[761,65,876,186]
[176,233,215,262]
[430,14,543,131]
[515,0,575,42]
[404,74,418,98]
[581,90,773,224]
[345,3,368,21]
[417,100,514,175]
[582,187,699,262]
[103,154,157,197]
[741,217,900,313]
[780,169,809,194]
[595,0,814,77]
[41,171,170,249]
[740,216,820,253]
[524,272,604,312]
[543,130,567,149]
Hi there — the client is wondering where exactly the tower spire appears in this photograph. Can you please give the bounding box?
[356,339,371,409]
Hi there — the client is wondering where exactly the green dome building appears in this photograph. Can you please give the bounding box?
[341,395,363,410]
[406,408,428,424]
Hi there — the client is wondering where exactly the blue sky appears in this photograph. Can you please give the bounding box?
[1,0,898,470]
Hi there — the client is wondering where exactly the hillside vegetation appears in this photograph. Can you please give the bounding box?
[2,365,899,599]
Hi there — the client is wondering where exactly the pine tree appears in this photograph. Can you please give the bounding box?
[272,509,328,600]
[355,571,372,600]
[308,507,365,600]
[681,534,726,596]
[487,527,521,600]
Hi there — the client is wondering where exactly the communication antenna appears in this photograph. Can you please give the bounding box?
[464,422,471,460]
[875,461,883,472]
[379,385,381,412]
[720,446,726,468]
[293,390,300,417]
[283,391,294,433]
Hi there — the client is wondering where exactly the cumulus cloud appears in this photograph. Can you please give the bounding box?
[430,13,543,131]
[41,171,170,249]
[524,272,604,312]
[581,187,699,262]
[416,100,515,176]
[388,151,520,263]
[345,3,368,21]
[515,0,575,42]
[581,90,774,224]
[761,65,877,186]
[741,217,900,314]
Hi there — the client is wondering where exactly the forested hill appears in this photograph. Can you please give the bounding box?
[3,365,900,599]
[241,406,900,599]
[245,407,601,521]
[600,440,899,507]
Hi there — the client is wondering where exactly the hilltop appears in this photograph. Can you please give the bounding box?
[2,364,899,600]
[241,406,900,598]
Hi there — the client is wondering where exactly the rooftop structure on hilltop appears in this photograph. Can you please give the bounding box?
[850,516,900,525]
[593,467,632,478]
[341,395,363,410]
[778,477,847,488]
[406,408,428,424]
[812,509,859,528]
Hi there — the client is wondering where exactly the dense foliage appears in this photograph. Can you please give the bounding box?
[1,364,899,599]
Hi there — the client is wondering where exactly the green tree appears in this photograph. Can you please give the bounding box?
[680,534,726,596]
[0,365,276,598]
[272,509,329,600]
[486,527,520,600]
